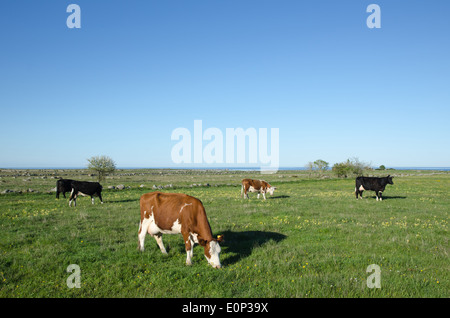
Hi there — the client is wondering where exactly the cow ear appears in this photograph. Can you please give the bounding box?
[216,235,224,243]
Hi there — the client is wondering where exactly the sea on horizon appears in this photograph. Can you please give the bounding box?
[1,166,450,171]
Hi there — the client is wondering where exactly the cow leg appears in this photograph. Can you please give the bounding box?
[70,196,77,207]
[91,196,95,204]
[138,217,151,251]
[153,234,168,254]
[183,233,194,265]
[68,189,73,207]
[69,189,77,207]
[98,192,103,204]
[262,192,266,200]
[257,193,260,199]
[378,191,383,201]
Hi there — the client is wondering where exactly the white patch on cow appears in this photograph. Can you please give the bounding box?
[179,203,192,214]
[359,185,365,191]
[248,186,258,193]
[147,212,182,235]
[190,232,199,243]
[267,187,275,195]
[205,240,222,269]
[78,192,89,197]
[170,219,182,233]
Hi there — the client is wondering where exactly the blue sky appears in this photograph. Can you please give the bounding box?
[1,0,449,168]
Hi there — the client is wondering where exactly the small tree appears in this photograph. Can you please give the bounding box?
[349,157,371,176]
[313,159,329,177]
[305,161,314,178]
[332,161,352,178]
[332,157,371,178]
[87,155,116,182]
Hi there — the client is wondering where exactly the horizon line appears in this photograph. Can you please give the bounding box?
[1,166,450,170]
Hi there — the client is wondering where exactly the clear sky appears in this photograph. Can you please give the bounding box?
[1,0,449,168]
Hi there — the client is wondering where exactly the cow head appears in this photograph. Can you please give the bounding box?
[267,186,277,196]
[204,235,224,269]
[387,175,394,185]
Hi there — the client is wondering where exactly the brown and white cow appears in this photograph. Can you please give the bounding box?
[241,178,276,200]
[138,192,224,268]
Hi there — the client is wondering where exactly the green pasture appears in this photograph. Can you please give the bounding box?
[0,169,448,297]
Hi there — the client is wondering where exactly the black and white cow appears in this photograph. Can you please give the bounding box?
[56,179,74,199]
[355,175,394,201]
[69,180,103,207]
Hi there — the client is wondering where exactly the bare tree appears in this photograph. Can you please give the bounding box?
[305,161,314,178]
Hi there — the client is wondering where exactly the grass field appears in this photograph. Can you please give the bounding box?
[0,168,448,298]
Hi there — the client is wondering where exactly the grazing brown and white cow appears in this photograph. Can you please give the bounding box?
[138,192,224,268]
[241,178,276,200]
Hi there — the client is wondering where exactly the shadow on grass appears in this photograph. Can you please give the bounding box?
[220,230,287,266]
[366,195,407,200]
[268,195,290,200]
[107,198,140,203]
